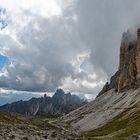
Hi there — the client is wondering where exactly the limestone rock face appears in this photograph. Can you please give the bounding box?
[136,28,140,82]
[97,29,140,97]
[97,71,119,97]
[118,31,137,92]
[108,71,119,91]
[97,82,109,97]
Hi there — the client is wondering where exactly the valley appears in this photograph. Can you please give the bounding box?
[0,111,80,140]
[1,1,140,140]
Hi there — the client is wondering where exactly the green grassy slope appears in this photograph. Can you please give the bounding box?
[0,111,22,124]
[0,111,60,130]
[82,102,140,140]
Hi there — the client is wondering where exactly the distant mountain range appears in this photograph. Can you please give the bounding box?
[0,91,42,106]
[0,89,87,116]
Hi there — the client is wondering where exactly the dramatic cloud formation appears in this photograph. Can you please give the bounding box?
[0,0,140,100]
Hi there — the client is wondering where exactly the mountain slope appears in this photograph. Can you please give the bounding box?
[82,89,140,140]
[61,29,140,139]
[62,88,138,131]
[82,99,140,139]
[0,89,87,116]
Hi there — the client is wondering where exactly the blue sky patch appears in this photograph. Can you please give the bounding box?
[0,55,10,70]
[80,61,88,71]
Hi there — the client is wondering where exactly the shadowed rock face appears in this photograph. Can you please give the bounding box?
[136,29,140,81]
[118,32,137,92]
[98,29,140,97]
[0,89,87,116]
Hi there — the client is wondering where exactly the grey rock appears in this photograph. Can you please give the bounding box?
[128,134,140,140]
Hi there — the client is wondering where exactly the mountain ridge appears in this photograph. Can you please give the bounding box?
[0,89,87,116]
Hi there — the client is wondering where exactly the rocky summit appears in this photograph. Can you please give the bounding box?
[98,29,140,97]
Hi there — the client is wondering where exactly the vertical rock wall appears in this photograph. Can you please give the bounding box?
[136,29,140,82]
[97,29,140,97]
[117,30,137,92]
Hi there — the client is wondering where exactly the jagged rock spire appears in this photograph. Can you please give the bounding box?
[97,28,140,97]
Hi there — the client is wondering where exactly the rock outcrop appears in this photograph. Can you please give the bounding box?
[98,29,140,97]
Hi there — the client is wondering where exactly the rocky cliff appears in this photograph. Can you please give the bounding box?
[98,29,140,97]
[60,29,140,139]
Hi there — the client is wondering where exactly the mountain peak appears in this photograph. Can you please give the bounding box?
[54,88,65,96]
[97,28,140,97]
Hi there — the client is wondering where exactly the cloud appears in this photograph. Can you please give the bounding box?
[0,88,44,105]
[1,0,140,99]
[73,0,140,76]
[0,7,7,30]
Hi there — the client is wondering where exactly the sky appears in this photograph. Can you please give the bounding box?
[0,55,9,70]
[0,0,140,103]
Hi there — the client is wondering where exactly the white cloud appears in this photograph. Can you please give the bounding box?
[0,0,62,17]
[1,0,140,101]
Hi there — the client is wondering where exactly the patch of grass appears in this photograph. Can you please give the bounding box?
[0,111,59,131]
[0,111,22,124]
[82,103,140,139]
